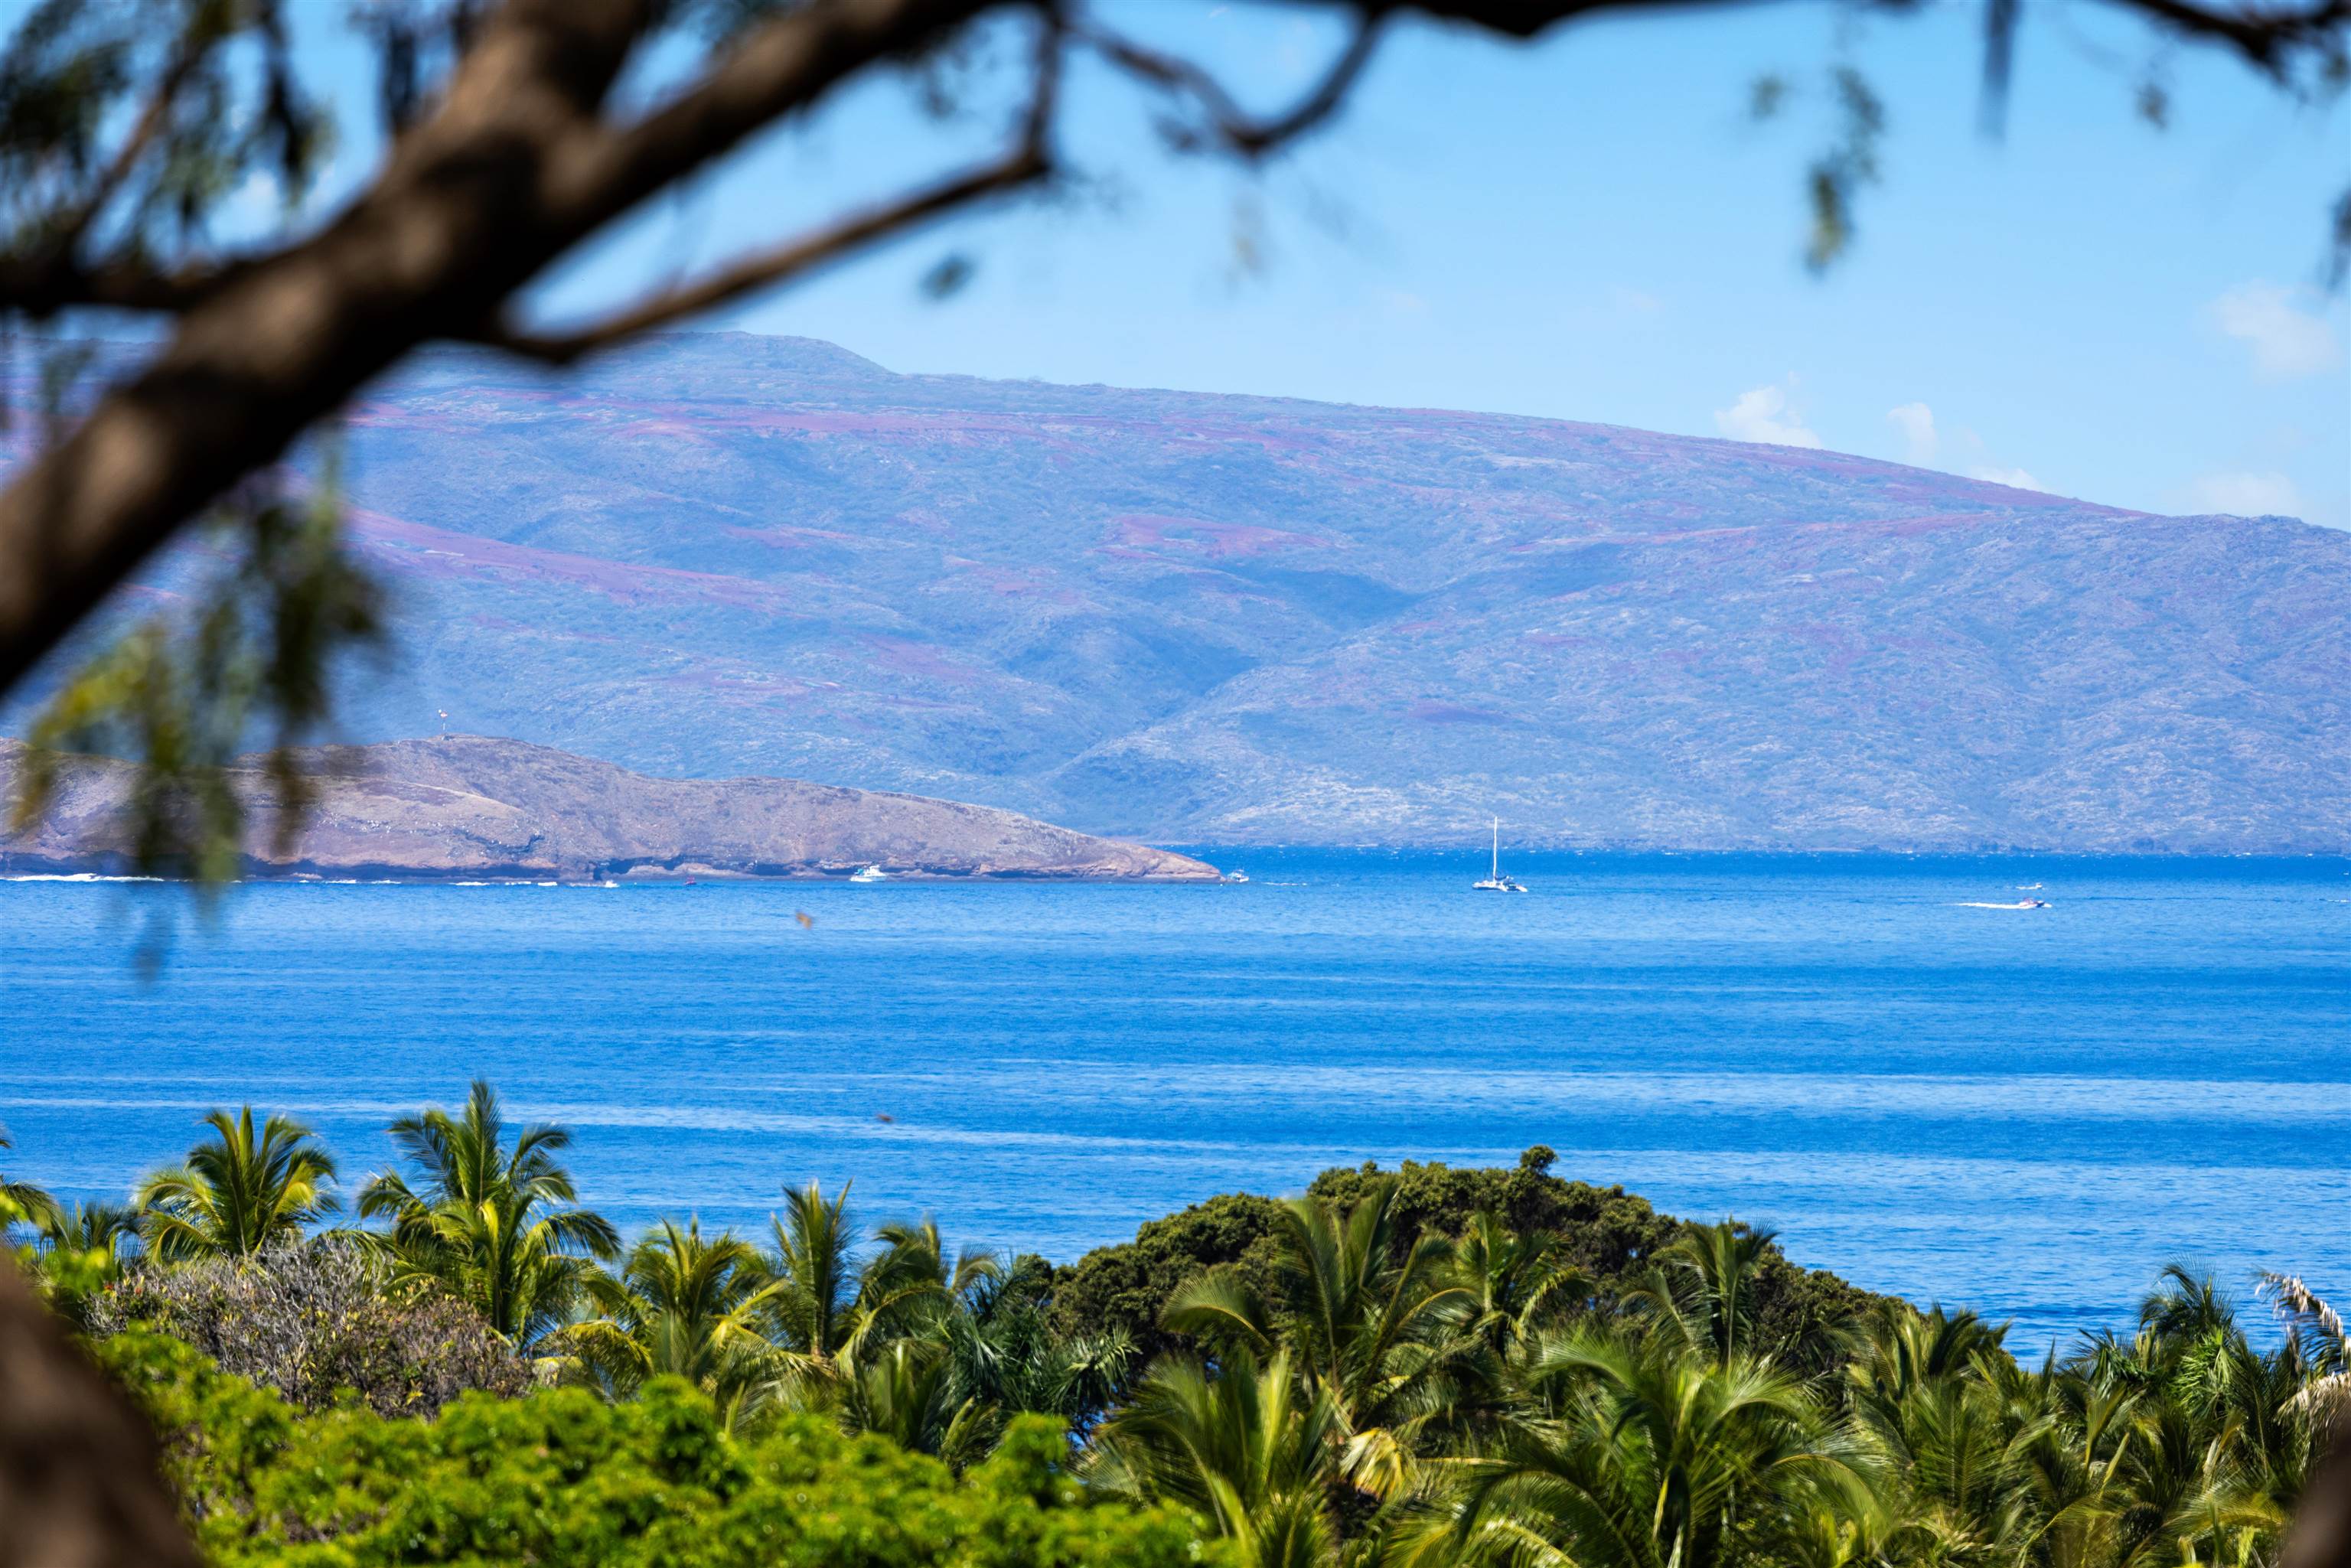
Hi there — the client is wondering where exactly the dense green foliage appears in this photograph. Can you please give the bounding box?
[1048,1149,1883,1379]
[95,1329,1225,1568]
[7,1093,2346,1568]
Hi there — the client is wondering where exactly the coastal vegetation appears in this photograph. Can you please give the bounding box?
[4,1087,2345,1567]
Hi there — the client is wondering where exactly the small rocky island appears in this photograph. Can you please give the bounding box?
[0,735,1220,883]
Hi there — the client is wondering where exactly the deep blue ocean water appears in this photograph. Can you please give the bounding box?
[2,851,2344,1356]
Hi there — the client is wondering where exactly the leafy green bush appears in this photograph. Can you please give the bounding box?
[1045,1192,1287,1368]
[94,1329,1228,1568]
[1053,1150,1891,1377]
[1306,1148,1890,1369]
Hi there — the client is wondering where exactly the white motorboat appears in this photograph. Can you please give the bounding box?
[849,864,889,883]
[1472,817,1528,892]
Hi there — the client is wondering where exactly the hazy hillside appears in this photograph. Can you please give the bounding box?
[18,334,2350,849]
[0,735,1218,881]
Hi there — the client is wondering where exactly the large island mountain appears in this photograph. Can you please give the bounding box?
[18,333,2349,850]
[0,736,1219,882]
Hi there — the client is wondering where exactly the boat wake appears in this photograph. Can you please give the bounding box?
[1958,900,2051,910]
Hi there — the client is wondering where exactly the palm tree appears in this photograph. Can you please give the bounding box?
[1449,1210,1588,1358]
[0,1123,60,1232]
[2139,1263,2237,1351]
[852,1215,1003,1351]
[1090,1348,1346,1568]
[40,1200,139,1260]
[559,1218,782,1429]
[1845,1302,2012,1407]
[22,1201,141,1323]
[765,1178,862,1368]
[357,1080,617,1348]
[1627,1218,1779,1368]
[935,1254,1135,1431]
[2002,1349,2170,1568]
[1163,1182,1471,1497]
[765,1196,1127,1462]
[835,1338,999,1471]
[1842,1307,2033,1567]
[1431,1328,1847,1568]
[135,1107,338,1260]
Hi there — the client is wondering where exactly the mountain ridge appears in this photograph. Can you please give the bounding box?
[9,332,2345,852]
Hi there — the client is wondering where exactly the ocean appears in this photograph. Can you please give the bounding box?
[2,851,2343,1356]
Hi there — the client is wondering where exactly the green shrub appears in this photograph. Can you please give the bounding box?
[1045,1192,1287,1366]
[93,1329,1228,1568]
[1050,1150,1892,1378]
[1305,1148,1889,1369]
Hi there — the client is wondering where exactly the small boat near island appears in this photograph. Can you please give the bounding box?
[849,864,889,883]
[1223,869,1250,884]
[1472,817,1528,893]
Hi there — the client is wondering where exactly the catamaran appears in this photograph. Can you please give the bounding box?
[1472,817,1528,892]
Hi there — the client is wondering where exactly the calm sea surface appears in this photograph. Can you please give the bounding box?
[2,852,2344,1355]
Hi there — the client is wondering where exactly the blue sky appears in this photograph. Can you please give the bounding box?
[312,2,2348,526]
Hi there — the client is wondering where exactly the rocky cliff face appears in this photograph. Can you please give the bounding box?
[0,737,1220,882]
[10,333,2346,850]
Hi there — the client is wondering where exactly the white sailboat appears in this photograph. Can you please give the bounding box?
[1472,817,1528,892]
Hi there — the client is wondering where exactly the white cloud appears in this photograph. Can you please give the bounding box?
[1886,403,1938,464]
[1714,382,1821,448]
[1610,286,1664,315]
[2183,470,2304,518]
[2210,282,2343,379]
[1969,465,2044,491]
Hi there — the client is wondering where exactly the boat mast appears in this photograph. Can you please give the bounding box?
[1491,817,1499,880]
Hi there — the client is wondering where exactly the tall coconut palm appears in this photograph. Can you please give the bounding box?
[2139,1263,2238,1352]
[135,1107,338,1260]
[0,1124,60,1232]
[1842,1310,2033,1568]
[1844,1302,2012,1411]
[1449,1210,1588,1358]
[1627,1218,1780,1369]
[22,1200,140,1324]
[559,1218,782,1429]
[1427,1328,1847,1568]
[765,1178,862,1367]
[40,1200,139,1260]
[930,1254,1136,1436]
[836,1338,999,1472]
[2003,1355,2156,1568]
[852,1215,1002,1351]
[1165,1182,1471,1496]
[1402,1211,1593,1462]
[357,1080,616,1348]
[1090,1348,1346,1568]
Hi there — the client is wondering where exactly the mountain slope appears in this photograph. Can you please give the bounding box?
[0,736,1220,880]
[23,333,2350,850]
